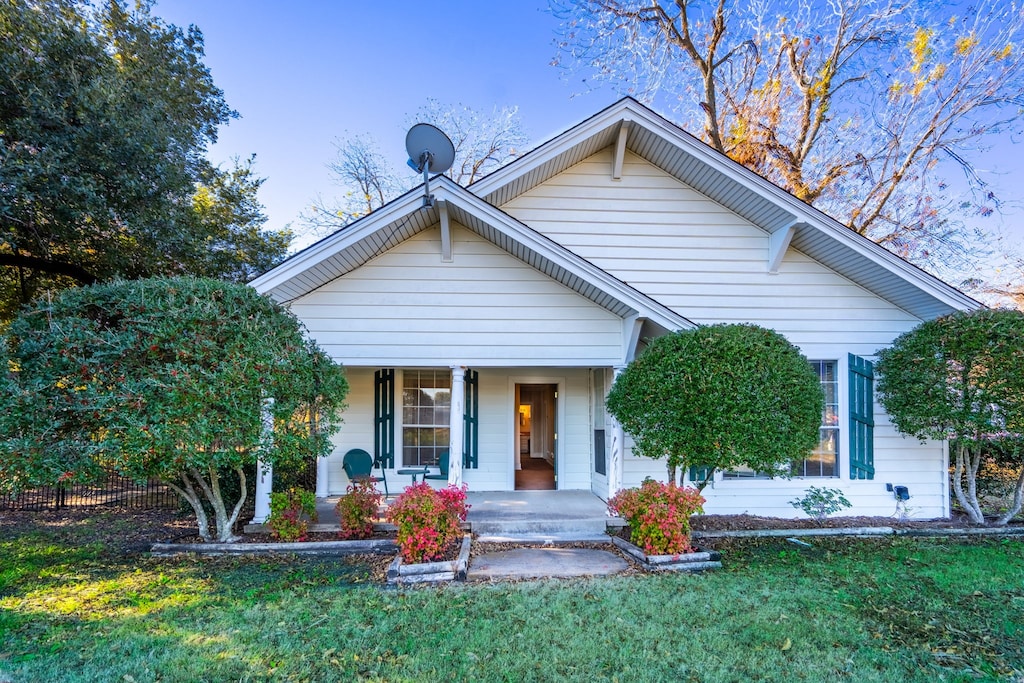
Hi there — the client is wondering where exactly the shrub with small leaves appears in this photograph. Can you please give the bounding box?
[789,486,852,524]
[386,482,469,563]
[267,487,318,542]
[335,479,383,540]
[608,479,705,555]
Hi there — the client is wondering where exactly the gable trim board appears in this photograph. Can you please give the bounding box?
[250,97,981,519]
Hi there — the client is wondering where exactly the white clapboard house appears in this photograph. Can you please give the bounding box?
[250,98,980,519]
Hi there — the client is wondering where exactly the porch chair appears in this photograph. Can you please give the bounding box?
[342,448,388,497]
[424,450,449,482]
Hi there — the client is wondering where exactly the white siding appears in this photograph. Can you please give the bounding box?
[508,147,947,518]
[290,224,624,368]
[502,148,921,351]
[325,367,594,495]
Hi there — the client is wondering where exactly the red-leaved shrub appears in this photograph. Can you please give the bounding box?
[386,482,470,563]
[608,479,705,555]
[335,479,383,539]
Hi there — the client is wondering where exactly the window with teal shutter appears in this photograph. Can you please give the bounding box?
[463,369,479,468]
[374,369,395,468]
[689,465,714,487]
[848,354,875,480]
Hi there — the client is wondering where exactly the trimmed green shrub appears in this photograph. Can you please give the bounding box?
[0,277,349,541]
[876,308,1024,525]
[607,324,823,487]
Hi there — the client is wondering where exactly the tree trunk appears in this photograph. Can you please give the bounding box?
[951,442,986,524]
[190,465,240,543]
[167,473,212,542]
[996,466,1024,526]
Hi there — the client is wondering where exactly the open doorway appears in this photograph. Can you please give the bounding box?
[515,383,557,490]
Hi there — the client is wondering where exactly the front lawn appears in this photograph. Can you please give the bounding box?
[1,511,1022,682]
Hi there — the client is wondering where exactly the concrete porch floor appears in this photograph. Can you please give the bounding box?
[309,490,622,542]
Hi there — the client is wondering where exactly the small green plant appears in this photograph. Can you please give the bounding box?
[608,479,705,555]
[267,487,318,542]
[789,486,852,524]
[335,479,383,540]
[386,482,469,563]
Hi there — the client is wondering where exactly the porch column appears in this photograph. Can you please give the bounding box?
[315,455,329,498]
[252,397,275,523]
[608,366,626,499]
[449,365,466,486]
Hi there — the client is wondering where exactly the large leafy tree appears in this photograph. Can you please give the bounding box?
[606,324,824,488]
[876,309,1024,525]
[554,0,1024,272]
[0,1,290,319]
[0,277,349,542]
[304,100,528,235]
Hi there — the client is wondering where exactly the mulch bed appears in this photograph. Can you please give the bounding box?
[690,512,1022,531]
[5,506,1020,563]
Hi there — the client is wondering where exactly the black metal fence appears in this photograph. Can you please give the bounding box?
[0,470,179,511]
[1,458,320,512]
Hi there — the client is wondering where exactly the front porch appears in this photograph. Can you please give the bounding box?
[300,490,624,542]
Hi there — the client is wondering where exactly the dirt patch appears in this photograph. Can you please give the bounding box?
[0,506,194,556]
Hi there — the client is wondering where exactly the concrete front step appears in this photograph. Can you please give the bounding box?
[471,517,610,535]
[470,517,624,543]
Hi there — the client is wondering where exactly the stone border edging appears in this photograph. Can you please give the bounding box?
[387,534,472,585]
[610,534,722,572]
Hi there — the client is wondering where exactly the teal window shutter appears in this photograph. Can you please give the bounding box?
[689,465,713,487]
[463,369,479,468]
[374,369,395,469]
[848,354,875,480]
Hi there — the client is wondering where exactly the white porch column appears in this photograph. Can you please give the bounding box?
[252,397,275,523]
[608,366,626,500]
[315,455,329,498]
[448,365,466,486]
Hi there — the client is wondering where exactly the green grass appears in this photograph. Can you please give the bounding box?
[1,527,1022,682]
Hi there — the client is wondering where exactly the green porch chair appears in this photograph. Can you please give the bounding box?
[342,448,388,496]
[424,450,449,482]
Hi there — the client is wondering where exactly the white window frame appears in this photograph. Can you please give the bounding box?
[399,368,451,468]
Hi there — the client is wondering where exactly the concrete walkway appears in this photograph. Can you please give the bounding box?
[469,546,629,580]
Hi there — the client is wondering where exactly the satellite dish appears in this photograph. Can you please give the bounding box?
[406,123,455,175]
[405,123,455,208]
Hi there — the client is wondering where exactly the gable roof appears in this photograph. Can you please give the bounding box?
[471,98,981,320]
[250,176,694,333]
[254,97,980,326]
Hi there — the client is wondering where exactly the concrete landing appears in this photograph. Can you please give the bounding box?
[469,547,629,581]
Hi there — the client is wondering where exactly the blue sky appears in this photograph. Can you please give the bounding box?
[156,0,610,241]
[156,0,1022,272]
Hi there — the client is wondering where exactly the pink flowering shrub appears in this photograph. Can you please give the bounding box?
[386,482,470,563]
[608,479,705,555]
[267,487,318,542]
[335,479,383,540]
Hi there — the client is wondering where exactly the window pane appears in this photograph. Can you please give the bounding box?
[792,361,839,478]
[402,370,452,467]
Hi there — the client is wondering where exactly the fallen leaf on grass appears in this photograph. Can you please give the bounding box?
[781,638,792,651]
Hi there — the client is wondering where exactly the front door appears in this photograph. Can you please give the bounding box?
[515,383,557,490]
